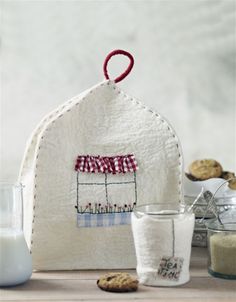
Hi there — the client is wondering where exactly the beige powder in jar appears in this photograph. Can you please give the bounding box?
[210,233,236,275]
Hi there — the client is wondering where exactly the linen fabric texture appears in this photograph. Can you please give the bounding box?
[19,80,183,270]
[77,212,131,228]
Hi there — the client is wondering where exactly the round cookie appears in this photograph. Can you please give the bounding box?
[185,172,199,181]
[97,272,138,293]
[222,171,236,190]
[189,159,222,180]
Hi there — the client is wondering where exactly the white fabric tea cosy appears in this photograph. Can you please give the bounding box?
[19,50,183,270]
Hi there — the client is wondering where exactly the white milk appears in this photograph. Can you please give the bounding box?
[0,229,32,286]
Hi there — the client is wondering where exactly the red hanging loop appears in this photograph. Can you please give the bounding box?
[103,49,134,83]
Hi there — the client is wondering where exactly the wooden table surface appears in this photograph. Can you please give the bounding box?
[0,248,235,302]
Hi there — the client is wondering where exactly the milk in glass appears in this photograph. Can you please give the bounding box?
[0,183,32,286]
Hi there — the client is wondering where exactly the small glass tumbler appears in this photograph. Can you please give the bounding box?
[131,203,195,286]
[207,219,236,279]
[0,183,32,287]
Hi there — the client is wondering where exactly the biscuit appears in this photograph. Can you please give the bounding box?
[189,159,222,180]
[222,171,236,190]
[97,272,138,293]
[185,172,199,181]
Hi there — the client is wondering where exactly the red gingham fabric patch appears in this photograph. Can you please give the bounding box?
[75,154,138,174]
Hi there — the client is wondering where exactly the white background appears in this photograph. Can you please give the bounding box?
[1,0,236,181]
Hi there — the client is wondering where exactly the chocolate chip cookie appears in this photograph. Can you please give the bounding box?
[222,171,236,190]
[97,272,138,293]
[189,159,223,180]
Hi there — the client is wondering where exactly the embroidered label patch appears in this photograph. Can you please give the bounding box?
[157,256,184,281]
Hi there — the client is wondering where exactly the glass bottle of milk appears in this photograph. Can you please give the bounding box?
[0,183,32,286]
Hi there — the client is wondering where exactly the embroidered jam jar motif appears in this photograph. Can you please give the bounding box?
[74,154,138,227]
